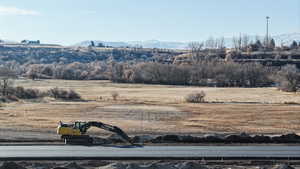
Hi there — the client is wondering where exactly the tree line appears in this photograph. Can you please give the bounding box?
[17,60,300,91]
[0,60,299,92]
[109,61,274,87]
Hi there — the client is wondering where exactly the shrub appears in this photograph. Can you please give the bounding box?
[276,65,300,92]
[68,90,82,100]
[111,91,119,101]
[48,87,62,99]
[185,91,206,103]
[13,86,42,99]
[283,101,299,105]
[0,96,7,102]
[48,87,81,100]
[5,95,19,101]
[0,86,43,100]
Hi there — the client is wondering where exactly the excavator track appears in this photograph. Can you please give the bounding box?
[62,135,93,145]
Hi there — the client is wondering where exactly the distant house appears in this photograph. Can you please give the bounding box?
[21,40,41,45]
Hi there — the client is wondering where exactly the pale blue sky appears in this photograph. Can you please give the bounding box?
[0,0,298,45]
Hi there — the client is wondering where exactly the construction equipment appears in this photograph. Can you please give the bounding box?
[57,121,133,145]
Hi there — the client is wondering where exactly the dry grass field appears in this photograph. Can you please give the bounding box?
[0,79,300,139]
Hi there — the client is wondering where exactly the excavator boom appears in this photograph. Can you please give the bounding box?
[80,121,133,144]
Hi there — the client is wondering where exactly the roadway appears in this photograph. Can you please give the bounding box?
[0,145,300,160]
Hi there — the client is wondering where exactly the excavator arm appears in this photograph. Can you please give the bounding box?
[80,121,133,144]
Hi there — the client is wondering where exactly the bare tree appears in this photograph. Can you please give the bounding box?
[0,67,17,96]
[188,42,204,63]
[27,65,39,80]
[205,37,216,49]
[216,37,225,49]
[277,65,300,92]
[242,34,250,50]
[232,34,242,51]
[188,42,204,53]
[109,62,125,82]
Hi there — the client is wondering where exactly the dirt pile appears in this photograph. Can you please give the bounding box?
[63,162,85,169]
[0,162,27,169]
[132,135,154,143]
[131,133,300,144]
[84,133,300,145]
[175,161,209,169]
[272,164,295,169]
[0,161,297,169]
[98,162,174,169]
[98,162,296,169]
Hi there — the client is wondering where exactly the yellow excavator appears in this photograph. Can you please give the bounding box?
[57,121,133,145]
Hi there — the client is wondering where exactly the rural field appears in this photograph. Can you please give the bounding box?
[0,79,300,139]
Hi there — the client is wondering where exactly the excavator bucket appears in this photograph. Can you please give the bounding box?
[112,126,134,144]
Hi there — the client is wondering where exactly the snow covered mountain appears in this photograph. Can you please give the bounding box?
[272,32,300,46]
[73,32,300,49]
[75,40,189,49]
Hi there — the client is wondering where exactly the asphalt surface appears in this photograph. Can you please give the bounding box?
[0,145,300,160]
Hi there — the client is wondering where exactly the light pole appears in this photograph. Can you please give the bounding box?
[266,16,270,48]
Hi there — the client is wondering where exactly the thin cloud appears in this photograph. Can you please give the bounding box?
[0,6,40,16]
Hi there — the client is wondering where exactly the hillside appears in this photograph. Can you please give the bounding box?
[0,42,300,68]
[0,44,185,65]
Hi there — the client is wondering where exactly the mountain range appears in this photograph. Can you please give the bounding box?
[75,40,189,49]
[76,32,300,49]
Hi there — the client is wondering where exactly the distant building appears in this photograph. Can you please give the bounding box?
[21,40,40,45]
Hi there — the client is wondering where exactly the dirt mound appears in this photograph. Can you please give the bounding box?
[80,160,111,167]
[175,161,208,169]
[106,134,127,143]
[63,162,85,169]
[147,133,300,144]
[272,133,300,143]
[152,135,181,143]
[98,162,128,169]
[98,162,166,169]
[0,162,27,169]
[0,161,297,169]
[271,164,295,169]
[132,135,154,143]
[98,161,209,169]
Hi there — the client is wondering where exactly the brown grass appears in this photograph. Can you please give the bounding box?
[0,79,299,136]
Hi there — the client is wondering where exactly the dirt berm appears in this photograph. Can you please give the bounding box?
[0,161,298,169]
[105,133,300,144]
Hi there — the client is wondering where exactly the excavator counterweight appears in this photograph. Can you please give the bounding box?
[57,121,133,145]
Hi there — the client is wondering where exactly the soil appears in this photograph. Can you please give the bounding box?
[0,161,299,169]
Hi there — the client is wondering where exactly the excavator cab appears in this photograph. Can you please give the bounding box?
[57,121,133,145]
[57,121,81,136]
[74,121,87,129]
